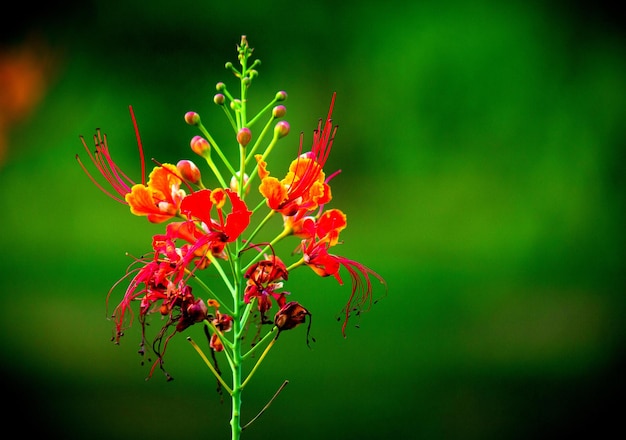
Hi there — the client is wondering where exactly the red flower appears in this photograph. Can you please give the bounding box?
[107,255,209,379]
[180,188,252,247]
[244,254,289,322]
[296,209,386,336]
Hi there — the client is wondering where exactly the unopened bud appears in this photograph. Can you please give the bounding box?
[214,93,225,105]
[184,111,200,126]
[176,159,201,184]
[275,90,288,101]
[191,135,210,157]
[237,127,252,147]
[230,99,241,111]
[272,105,286,118]
[216,82,226,91]
[274,120,290,138]
[230,171,250,195]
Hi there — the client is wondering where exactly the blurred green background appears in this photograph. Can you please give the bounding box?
[1,1,625,439]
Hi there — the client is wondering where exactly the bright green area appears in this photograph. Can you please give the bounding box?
[1,1,624,439]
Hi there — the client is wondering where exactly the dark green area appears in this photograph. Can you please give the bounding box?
[1,1,624,438]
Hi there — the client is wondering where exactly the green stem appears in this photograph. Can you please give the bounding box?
[244,132,281,192]
[242,225,292,274]
[241,209,276,254]
[241,329,277,389]
[198,123,238,177]
[187,337,233,394]
[245,114,276,165]
[230,264,243,440]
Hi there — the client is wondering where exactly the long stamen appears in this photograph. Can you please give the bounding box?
[129,105,147,185]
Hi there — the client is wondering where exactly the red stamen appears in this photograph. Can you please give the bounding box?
[129,105,146,185]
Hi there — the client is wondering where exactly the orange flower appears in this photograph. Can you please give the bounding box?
[125,164,186,223]
[256,93,338,217]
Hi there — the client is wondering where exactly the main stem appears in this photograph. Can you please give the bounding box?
[230,259,243,440]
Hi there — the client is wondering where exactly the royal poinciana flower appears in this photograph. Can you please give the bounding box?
[179,187,252,257]
[244,254,289,322]
[293,208,385,335]
[255,93,337,217]
[125,163,186,223]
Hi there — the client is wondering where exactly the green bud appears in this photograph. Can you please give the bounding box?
[272,105,287,118]
[230,99,242,111]
[275,90,288,101]
[237,127,252,147]
[184,112,201,126]
[214,94,225,105]
[274,120,290,138]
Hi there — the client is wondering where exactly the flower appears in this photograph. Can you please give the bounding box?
[125,164,186,223]
[180,188,252,246]
[256,93,337,217]
[244,254,289,322]
[295,209,386,336]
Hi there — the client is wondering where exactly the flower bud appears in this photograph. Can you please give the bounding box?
[214,93,225,105]
[184,111,200,126]
[230,171,250,195]
[272,105,286,118]
[274,301,310,331]
[216,82,226,91]
[237,127,252,147]
[191,135,210,157]
[275,90,288,101]
[274,120,290,138]
[176,159,201,184]
[230,99,241,111]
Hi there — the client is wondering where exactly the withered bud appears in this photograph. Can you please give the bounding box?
[274,301,310,331]
[176,159,201,184]
[187,299,208,323]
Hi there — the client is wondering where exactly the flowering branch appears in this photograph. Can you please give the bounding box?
[76,35,386,440]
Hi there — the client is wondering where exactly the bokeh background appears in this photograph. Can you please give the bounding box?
[1,1,624,439]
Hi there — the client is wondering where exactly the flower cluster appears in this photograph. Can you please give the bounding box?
[77,35,385,437]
